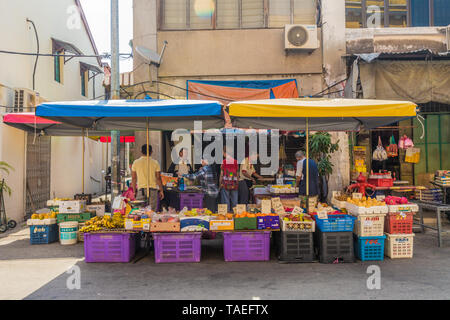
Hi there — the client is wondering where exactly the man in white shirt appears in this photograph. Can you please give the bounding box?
[295,150,320,196]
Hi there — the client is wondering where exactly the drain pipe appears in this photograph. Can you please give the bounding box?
[26,18,39,91]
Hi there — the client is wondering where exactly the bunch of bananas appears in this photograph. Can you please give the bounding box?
[79,213,125,233]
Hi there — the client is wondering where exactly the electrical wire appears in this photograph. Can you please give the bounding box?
[26,19,39,91]
[311,78,348,97]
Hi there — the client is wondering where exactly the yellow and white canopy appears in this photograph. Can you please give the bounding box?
[228,98,417,131]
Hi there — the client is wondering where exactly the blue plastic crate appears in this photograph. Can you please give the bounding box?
[354,235,386,261]
[30,224,58,244]
[316,214,356,232]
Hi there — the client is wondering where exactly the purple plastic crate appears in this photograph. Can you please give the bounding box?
[179,193,204,210]
[257,216,280,230]
[223,231,271,262]
[84,233,137,263]
[153,232,202,263]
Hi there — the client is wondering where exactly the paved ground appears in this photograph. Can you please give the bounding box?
[1,217,450,300]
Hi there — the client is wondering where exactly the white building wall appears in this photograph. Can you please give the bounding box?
[0,0,106,222]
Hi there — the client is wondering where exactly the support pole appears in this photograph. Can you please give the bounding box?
[110,0,121,204]
[105,141,108,202]
[82,129,85,194]
[146,119,150,206]
[306,118,310,211]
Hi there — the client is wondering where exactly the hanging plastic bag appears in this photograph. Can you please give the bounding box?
[373,136,388,161]
[122,187,136,201]
[405,147,420,163]
[399,135,414,149]
[386,135,398,157]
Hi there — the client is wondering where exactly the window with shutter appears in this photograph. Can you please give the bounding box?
[217,0,239,29]
[242,0,265,28]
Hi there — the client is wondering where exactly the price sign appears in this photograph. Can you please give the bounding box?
[332,191,341,199]
[352,193,363,200]
[261,200,272,214]
[292,206,303,215]
[218,204,228,215]
[272,197,285,215]
[235,204,246,214]
[317,211,328,220]
[376,195,386,201]
[112,196,125,210]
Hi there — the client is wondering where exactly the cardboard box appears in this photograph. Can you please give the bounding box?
[86,204,106,216]
[125,218,151,231]
[209,220,234,231]
[59,200,86,214]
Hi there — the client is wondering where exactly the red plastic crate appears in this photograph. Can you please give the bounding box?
[385,212,413,234]
[368,178,393,187]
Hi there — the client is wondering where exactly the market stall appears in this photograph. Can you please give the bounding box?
[24,97,425,264]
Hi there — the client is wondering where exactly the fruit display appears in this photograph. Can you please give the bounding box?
[384,196,409,205]
[31,212,56,220]
[150,213,180,232]
[210,213,235,231]
[181,208,214,217]
[256,213,280,230]
[346,196,388,215]
[269,185,298,194]
[280,213,315,232]
[79,213,125,233]
[27,212,57,226]
[346,197,385,207]
[384,196,419,213]
[234,212,257,230]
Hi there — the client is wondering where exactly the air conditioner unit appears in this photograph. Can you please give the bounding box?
[285,24,319,51]
[13,88,38,112]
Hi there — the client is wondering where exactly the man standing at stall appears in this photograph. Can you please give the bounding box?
[183,159,219,212]
[295,150,320,197]
[131,144,164,211]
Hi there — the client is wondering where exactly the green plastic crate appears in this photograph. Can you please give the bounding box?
[57,212,95,224]
[234,217,257,230]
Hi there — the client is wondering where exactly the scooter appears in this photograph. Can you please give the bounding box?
[0,179,16,233]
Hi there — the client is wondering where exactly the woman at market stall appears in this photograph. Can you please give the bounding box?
[238,149,263,204]
[182,159,219,212]
[165,147,193,209]
[167,147,193,177]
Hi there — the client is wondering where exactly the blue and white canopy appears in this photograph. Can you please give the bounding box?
[35,99,224,131]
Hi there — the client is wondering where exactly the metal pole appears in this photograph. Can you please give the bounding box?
[306,118,310,211]
[82,129,85,194]
[146,119,150,206]
[110,0,121,204]
[105,141,108,202]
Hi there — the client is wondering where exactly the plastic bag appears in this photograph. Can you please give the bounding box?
[122,187,136,201]
[399,135,414,149]
[405,147,420,163]
[373,136,388,161]
[386,135,398,157]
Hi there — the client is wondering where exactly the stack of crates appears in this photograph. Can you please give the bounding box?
[314,214,357,263]
[384,205,416,259]
[352,212,387,261]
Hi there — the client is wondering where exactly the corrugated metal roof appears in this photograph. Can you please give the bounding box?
[352,49,450,62]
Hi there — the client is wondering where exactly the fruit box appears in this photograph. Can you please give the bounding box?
[331,198,347,209]
[125,218,151,231]
[257,215,280,230]
[234,217,257,230]
[58,200,86,214]
[280,219,315,232]
[56,212,95,224]
[27,218,57,226]
[150,221,180,232]
[86,204,106,217]
[180,216,210,232]
[209,219,234,231]
[387,203,419,213]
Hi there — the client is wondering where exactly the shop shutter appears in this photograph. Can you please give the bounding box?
[26,134,51,217]
[410,0,430,26]
[433,0,450,26]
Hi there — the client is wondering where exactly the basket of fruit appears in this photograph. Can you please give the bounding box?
[384,196,419,213]
[150,213,180,232]
[79,212,126,234]
[346,197,387,215]
[210,213,234,231]
[234,212,257,230]
[280,213,315,232]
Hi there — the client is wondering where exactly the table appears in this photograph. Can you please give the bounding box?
[416,201,450,247]
[430,181,450,204]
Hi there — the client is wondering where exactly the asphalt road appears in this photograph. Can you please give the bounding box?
[1,225,449,300]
